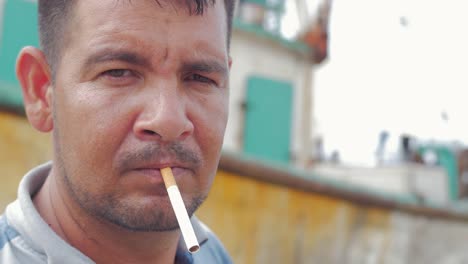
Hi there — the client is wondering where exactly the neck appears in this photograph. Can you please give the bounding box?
[33,167,181,264]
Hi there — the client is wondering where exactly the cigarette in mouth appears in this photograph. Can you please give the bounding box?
[160,167,200,253]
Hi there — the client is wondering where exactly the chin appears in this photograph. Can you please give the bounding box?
[92,193,206,232]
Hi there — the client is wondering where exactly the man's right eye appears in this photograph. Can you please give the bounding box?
[101,69,131,78]
[96,69,141,87]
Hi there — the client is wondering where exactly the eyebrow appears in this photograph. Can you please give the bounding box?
[83,50,152,70]
[180,60,229,78]
[82,49,228,78]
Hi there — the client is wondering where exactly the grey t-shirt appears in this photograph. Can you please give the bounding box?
[0,162,232,264]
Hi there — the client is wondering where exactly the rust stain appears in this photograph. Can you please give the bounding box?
[198,170,393,264]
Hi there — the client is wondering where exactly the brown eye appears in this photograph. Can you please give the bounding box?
[103,69,130,78]
[188,74,215,84]
[97,69,140,87]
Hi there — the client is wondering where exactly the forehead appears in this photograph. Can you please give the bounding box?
[72,0,224,23]
[64,0,228,63]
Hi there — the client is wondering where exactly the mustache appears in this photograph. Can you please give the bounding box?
[117,143,201,171]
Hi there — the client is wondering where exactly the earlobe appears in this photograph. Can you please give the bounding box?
[16,46,54,132]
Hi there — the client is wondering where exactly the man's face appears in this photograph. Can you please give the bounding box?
[51,0,229,231]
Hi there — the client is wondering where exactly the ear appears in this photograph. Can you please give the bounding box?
[228,56,233,69]
[16,46,54,132]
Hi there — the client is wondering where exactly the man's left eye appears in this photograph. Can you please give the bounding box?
[187,74,215,84]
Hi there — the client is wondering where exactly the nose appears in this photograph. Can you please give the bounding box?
[133,84,194,142]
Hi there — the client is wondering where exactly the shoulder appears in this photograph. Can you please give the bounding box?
[0,214,20,251]
[0,214,22,263]
[193,221,233,264]
[0,213,46,264]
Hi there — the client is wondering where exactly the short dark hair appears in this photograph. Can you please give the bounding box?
[38,0,236,79]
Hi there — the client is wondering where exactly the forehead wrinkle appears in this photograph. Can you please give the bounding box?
[129,0,209,15]
[74,1,173,36]
[83,25,169,65]
[83,49,153,70]
[79,4,172,60]
[69,0,227,74]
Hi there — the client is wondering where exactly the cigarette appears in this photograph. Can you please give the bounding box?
[161,167,200,253]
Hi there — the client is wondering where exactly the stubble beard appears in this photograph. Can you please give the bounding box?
[53,133,207,232]
[67,174,206,232]
[58,159,207,232]
[51,101,209,232]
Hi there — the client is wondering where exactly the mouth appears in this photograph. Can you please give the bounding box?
[134,166,183,175]
[129,166,191,185]
[119,166,192,197]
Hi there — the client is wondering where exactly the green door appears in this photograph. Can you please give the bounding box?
[0,0,38,107]
[243,76,293,164]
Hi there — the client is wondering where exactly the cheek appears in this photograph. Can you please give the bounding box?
[54,86,134,172]
[195,97,228,158]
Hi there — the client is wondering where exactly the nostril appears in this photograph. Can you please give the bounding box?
[143,130,158,136]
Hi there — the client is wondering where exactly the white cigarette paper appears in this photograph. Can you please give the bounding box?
[161,167,200,253]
